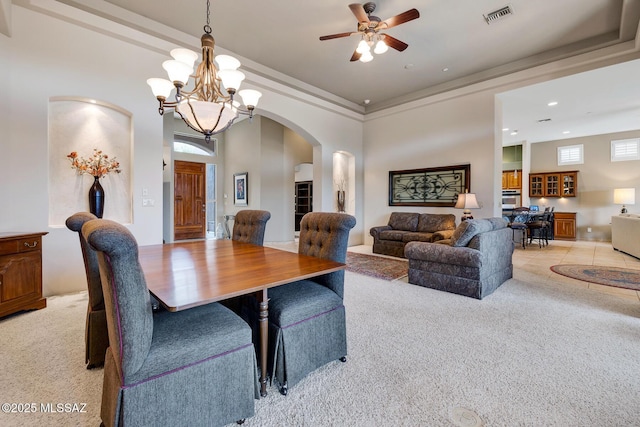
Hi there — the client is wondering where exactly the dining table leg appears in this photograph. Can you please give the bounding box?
[258,288,269,397]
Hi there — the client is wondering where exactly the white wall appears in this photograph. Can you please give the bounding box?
[363,91,497,244]
[2,6,164,296]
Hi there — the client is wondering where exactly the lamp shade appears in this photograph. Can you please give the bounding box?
[170,48,199,68]
[238,89,262,108]
[162,60,192,85]
[374,39,388,54]
[613,188,635,205]
[215,55,241,71]
[147,78,174,99]
[218,69,245,92]
[455,193,480,209]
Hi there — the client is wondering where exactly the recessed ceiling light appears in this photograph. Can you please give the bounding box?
[510,130,518,136]
[442,67,449,72]
[502,127,509,132]
[363,99,370,105]
[562,130,570,134]
[547,101,558,106]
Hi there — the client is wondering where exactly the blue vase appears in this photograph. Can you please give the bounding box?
[89,176,104,218]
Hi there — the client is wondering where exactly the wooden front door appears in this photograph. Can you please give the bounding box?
[174,160,206,240]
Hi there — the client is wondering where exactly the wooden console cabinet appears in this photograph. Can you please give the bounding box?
[0,232,48,318]
[553,212,576,241]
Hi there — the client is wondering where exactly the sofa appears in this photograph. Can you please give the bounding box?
[404,218,514,299]
[611,214,640,259]
[369,212,457,258]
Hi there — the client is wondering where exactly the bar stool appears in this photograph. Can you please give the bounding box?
[527,212,551,248]
[508,207,530,249]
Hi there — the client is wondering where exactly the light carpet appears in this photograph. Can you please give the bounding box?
[550,264,640,291]
[1,272,640,426]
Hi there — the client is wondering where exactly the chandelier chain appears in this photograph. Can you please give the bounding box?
[204,0,211,34]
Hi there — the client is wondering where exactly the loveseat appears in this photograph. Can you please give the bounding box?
[404,218,514,299]
[611,214,640,259]
[369,212,457,258]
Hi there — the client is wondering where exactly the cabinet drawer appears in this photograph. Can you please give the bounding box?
[0,240,19,256]
[17,237,42,253]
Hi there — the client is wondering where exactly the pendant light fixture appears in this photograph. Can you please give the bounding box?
[147,0,261,142]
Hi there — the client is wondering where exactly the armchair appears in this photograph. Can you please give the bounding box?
[404,218,514,299]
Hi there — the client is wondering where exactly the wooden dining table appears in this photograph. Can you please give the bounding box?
[138,238,346,397]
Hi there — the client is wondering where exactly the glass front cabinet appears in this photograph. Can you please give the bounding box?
[529,171,578,198]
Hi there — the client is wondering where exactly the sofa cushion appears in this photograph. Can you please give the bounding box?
[379,229,409,242]
[450,219,494,247]
[402,232,434,243]
[417,213,456,233]
[388,212,419,231]
[486,217,508,230]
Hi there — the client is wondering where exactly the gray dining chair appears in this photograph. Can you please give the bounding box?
[265,212,356,395]
[232,210,271,245]
[82,219,258,426]
[65,212,108,369]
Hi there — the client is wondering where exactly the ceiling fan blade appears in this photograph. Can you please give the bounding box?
[381,34,408,52]
[349,3,370,24]
[320,32,357,41]
[381,8,420,29]
[350,50,362,62]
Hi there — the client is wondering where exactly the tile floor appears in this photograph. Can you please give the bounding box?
[266,239,640,303]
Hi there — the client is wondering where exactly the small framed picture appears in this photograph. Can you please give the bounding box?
[234,172,248,206]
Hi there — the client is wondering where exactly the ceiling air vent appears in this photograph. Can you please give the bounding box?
[537,118,552,123]
[483,5,513,24]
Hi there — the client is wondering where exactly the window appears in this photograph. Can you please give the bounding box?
[173,133,216,156]
[173,142,211,156]
[611,138,640,162]
[557,144,583,166]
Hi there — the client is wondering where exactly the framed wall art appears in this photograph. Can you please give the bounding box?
[389,164,470,207]
[234,172,248,206]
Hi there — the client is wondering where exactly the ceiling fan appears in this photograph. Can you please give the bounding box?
[319,2,420,63]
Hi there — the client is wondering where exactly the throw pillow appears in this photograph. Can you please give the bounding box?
[388,212,419,231]
[450,219,493,247]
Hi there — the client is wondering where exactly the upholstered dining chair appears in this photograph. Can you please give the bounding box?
[232,210,271,245]
[82,219,258,427]
[264,212,356,395]
[65,212,108,369]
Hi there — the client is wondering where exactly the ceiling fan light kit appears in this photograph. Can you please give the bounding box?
[320,2,420,63]
[147,0,261,142]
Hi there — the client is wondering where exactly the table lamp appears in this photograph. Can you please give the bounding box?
[455,190,480,221]
[613,188,635,214]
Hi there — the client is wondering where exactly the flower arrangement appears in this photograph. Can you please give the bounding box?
[67,149,121,178]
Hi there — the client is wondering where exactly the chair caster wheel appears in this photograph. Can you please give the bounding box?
[340,356,347,362]
[236,419,246,425]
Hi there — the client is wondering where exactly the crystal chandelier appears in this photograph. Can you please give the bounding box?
[147,0,261,142]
